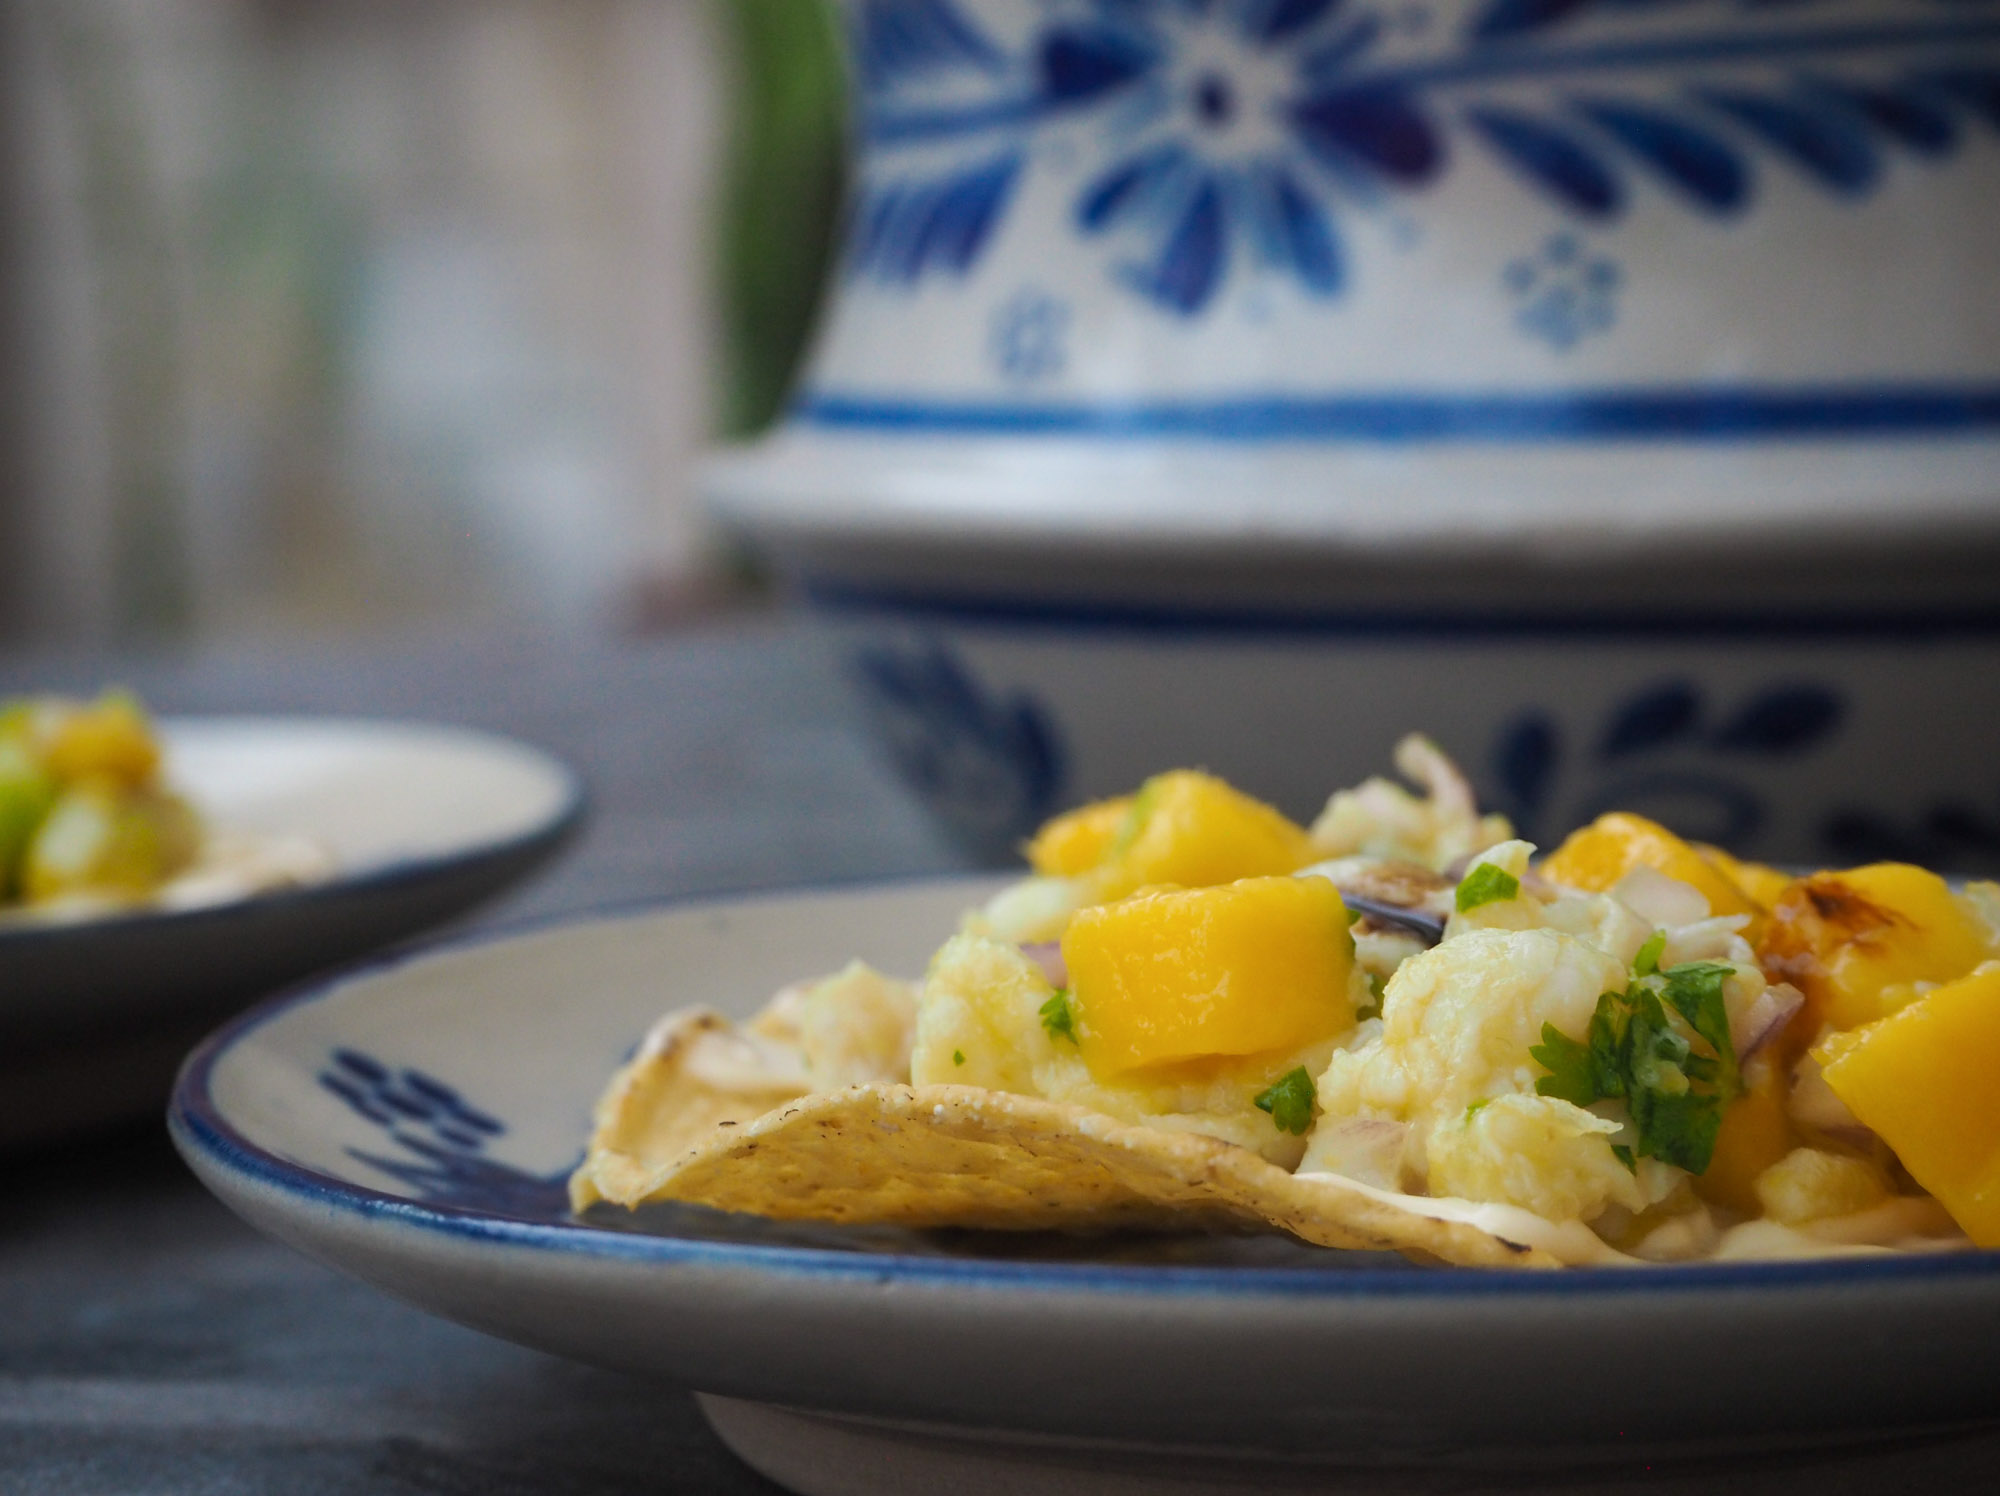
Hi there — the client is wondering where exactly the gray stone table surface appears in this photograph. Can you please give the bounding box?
[5,618,2000,1494]
[0,617,964,1495]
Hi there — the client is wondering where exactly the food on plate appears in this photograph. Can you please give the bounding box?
[0,691,329,920]
[572,737,1999,1267]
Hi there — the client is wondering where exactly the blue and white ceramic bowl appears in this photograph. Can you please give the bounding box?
[706,0,2000,864]
[170,879,2000,1496]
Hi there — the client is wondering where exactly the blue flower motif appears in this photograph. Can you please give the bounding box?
[845,0,2000,316]
[1503,232,1621,351]
[1037,0,1441,314]
[990,287,1072,379]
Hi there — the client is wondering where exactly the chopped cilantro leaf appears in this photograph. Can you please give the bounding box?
[1611,1143,1635,1171]
[952,1050,965,1066]
[1527,972,1742,1176]
[1455,863,1521,912]
[1662,962,1738,1089]
[1632,930,1666,978]
[1039,990,1077,1043]
[1630,1087,1724,1175]
[1254,1067,1317,1135]
[1530,1022,1597,1107]
[1465,1097,1492,1121]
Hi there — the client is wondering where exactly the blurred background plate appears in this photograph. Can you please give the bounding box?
[1,717,583,1147]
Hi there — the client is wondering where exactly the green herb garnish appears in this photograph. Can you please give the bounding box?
[1039,990,1077,1043]
[952,1050,965,1067]
[1528,961,1742,1175]
[1632,930,1666,978]
[1455,863,1521,912]
[1356,971,1386,1021]
[1254,1067,1317,1136]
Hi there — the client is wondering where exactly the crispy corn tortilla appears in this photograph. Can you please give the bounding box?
[570,1006,1563,1268]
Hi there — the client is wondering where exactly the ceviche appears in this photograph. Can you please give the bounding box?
[572,737,2000,1267]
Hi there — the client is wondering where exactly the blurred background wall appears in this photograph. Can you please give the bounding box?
[0,0,845,647]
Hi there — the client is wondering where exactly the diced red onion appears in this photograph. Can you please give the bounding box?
[1734,982,1805,1063]
[1019,940,1066,988]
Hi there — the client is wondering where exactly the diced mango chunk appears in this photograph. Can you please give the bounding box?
[1542,812,1763,927]
[39,691,162,789]
[1694,1058,1797,1218]
[1695,843,1792,911]
[1817,963,2000,1246]
[1061,876,1354,1076]
[1087,770,1311,904]
[1024,795,1132,878]
[1758,864,1993,1032]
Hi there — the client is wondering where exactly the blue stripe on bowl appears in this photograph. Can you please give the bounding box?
[802,579,2000,641]
[791,386,2000,444]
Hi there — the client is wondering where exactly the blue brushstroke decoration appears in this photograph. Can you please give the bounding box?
[1691,86,1878,195]
[1467,104,1624,216]
[1711,684,1844,754]
[1599,681,1703,759]
[1573,97,1751,212]
[318,1050,572,1220]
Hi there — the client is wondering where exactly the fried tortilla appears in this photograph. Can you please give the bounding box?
[570,1004,1565,1269]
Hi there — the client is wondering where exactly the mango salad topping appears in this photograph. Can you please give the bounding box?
[0,692,200,909]
[577,734,2000,1267]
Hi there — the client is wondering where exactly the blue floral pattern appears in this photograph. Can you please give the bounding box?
[1503,232,1620,350]
[318,1049,572,1219]
[848,637,1064,861]
[1490,678,1846,851]
[845,0,2000,315]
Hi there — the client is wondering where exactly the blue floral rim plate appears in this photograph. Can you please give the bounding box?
[170,878,2000,1467]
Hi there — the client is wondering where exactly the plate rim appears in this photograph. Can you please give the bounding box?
[171,876,2000,1303]
[0,714,589,950]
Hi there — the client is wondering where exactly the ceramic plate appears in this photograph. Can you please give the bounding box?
[171,879,2000,1495]
[6,718,583,1144]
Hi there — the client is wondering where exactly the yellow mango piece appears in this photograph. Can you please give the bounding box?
[1024,795,1132,878]
[1695,843,1792,911]
[1062,876,1355,1077]
[1694,1058,1797,1218]
[1818,963,2000,1246]
[1542,812,1762,926]
[1759,864,1993,1033]
[40,691,162,789]
[1089,771,1311,904]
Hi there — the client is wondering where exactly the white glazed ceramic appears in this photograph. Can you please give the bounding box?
[703,0,2000,866]
[811,586,2000,867]
[173,880,2000,1496]
[709,0,2000,546]
[4,718,583,1144]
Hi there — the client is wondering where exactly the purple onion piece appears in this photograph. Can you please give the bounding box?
[1734,982,1805,1064]
[1019,940,1067,988]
